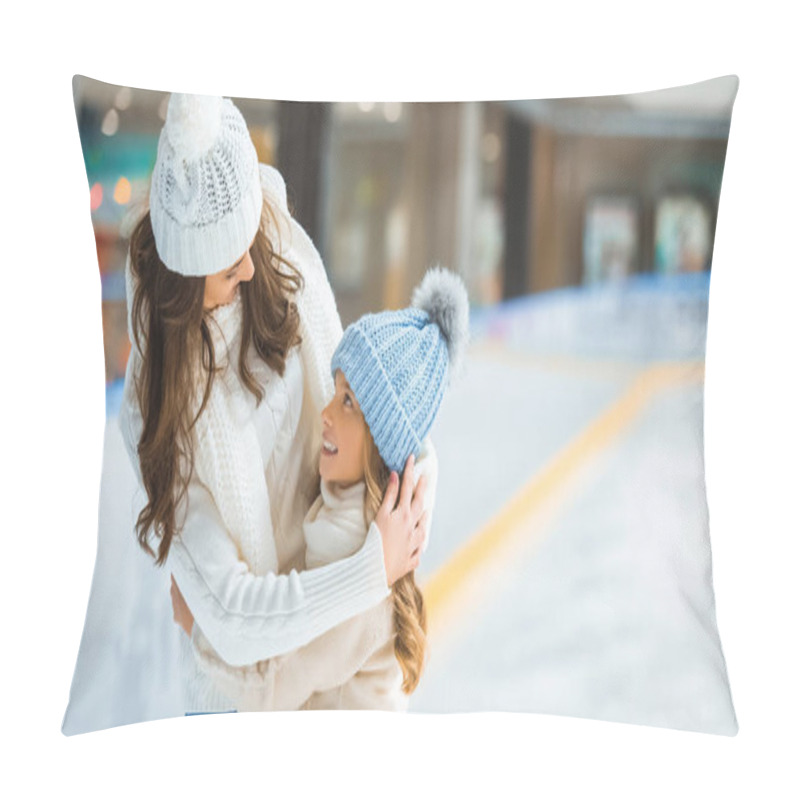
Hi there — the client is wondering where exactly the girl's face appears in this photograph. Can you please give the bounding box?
[203,245,256,311]
[319,370,367,488]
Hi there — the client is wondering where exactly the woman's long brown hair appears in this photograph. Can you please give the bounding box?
[128,198,303,566]
[362,434,427,694]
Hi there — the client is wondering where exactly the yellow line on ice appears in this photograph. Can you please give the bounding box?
[421,360,704,627]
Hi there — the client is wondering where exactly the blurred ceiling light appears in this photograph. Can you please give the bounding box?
[101,108,119,136]
[90,182,103,212]
[481,132,501,163]
[358,102,375,113]
[158,95,169,121]
[383,102,402,122]
[113,177,132,205]
[114,87,132,111]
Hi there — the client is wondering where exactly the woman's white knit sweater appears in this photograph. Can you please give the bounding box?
[118,164,438,712]
[191,479,412,711]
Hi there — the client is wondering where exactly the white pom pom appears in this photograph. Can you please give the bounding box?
[165,94,223,160]
[411,266,470,379]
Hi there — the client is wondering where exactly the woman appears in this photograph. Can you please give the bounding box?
[119,93,436,713]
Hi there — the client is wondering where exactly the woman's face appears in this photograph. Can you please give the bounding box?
[203,245,256,311]
[319,370,367,488]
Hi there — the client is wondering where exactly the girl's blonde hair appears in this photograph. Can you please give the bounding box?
[361,430,427,694]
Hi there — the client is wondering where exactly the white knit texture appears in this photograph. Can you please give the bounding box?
[191,294,287,576]
[149,95,262,277]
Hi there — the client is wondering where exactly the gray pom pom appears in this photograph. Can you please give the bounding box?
[411,266,470,379]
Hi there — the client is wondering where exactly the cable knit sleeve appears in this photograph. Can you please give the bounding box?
[189,593,395,711]
[166,483,389,667]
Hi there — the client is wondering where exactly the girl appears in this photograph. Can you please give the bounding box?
[174,267,469,711]
[119,92,436,713]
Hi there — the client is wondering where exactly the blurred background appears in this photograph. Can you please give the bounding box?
[74,75,734,385]
[65,76,739,735]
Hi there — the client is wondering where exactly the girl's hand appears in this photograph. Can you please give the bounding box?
[170,574,195,637]
[375,454,429,587]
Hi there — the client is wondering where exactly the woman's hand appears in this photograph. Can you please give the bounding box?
[170,575,195,637]
[375,454,429,587]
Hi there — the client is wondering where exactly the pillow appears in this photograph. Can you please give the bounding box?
[63,74,738,735]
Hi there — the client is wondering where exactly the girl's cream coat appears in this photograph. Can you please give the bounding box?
[192,478,415,711]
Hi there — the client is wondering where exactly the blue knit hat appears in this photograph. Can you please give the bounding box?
[331,267,469,474]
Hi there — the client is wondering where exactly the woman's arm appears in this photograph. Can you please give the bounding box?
[189,597,395,711]
[170,563,394,711]
[166,479,390,667]
[168,446,436,704]
[169,455,430,668]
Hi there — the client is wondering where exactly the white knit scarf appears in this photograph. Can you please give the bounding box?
[191,293,278,574]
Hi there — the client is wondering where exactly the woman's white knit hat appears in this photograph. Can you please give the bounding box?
[149,94,262,277]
